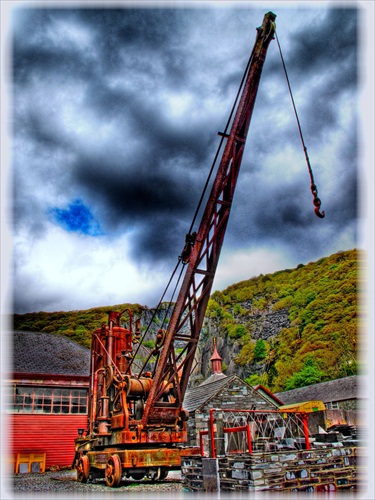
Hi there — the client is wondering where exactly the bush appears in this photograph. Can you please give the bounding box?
[235,342,256,365]
[284,355,325,390]
[254,339,267,361]
[226,323,248,339]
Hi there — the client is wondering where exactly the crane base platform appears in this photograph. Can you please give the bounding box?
[75,445,201,487]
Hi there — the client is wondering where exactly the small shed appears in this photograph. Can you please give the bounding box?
[183,341,279,448]
[7,330,90,469]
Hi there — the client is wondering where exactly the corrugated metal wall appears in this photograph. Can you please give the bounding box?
[11,414,88,468]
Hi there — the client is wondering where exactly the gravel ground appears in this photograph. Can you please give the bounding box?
[5,468,192,499]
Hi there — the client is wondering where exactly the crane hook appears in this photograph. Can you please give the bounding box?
[311,183,325,218]
[314,198,325,219]
[276,33,326,220]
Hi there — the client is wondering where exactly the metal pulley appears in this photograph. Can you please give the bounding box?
[179,232,197,264]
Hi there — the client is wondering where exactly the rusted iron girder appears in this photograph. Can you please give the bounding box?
[142,11,276,427]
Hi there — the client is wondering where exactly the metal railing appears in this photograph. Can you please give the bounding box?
[199,408,310,458]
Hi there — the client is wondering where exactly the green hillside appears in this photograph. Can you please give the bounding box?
[13,303,146,349]
[204,248,361,391]
[13,249,361,392]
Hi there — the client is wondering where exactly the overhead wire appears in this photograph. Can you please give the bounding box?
[275,32,325,218]
[129,258,182,372]
[188,46,256,235]
[136,41,258,350]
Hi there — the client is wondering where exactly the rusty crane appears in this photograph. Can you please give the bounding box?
[74,11,277,487]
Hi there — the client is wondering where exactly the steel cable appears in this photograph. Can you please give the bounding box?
[275,32,325,218]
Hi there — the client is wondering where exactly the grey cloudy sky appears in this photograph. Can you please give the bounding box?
[1,1,373,314]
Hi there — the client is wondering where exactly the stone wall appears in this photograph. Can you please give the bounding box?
[182,446,363,493]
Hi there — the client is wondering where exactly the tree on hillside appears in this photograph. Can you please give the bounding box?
[254,339,267,361]
[284,355,325,390]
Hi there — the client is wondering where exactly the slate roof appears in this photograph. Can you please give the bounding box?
[184,374,282,413]
[13,330,91,377]
[274,376,363,405]
[183,375,235,412]
[200,372,227,386]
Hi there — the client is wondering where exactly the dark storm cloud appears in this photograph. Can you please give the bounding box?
[12,8,219,263]
[71,104,209,262]
[18,108,66,149]
[12,10,95,82]
[9,4,363,313]
[260,8,358,144]
[285,8,357,84]
[224,7,359,260]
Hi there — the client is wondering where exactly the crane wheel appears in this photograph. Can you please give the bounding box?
[76,455,90,483]
[149,468,168,481]
[131,472,145,481]
[158,470,168,481]
[105,454,122,488]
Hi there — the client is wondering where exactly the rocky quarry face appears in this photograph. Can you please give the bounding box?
[186,306,290,387]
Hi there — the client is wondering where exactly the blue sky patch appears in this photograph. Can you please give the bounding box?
[49,199,103,236]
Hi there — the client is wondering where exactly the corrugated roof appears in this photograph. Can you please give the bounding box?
[13,330,90,376]
[275,376,362,405]
[279,401,326,413]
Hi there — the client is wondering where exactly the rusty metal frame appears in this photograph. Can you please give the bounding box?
[205,408,310,458]
[142,11,277,428]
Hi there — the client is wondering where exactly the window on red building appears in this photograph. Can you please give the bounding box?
[10,385,88,414]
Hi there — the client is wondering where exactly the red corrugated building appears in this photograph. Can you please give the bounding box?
[7,331,90,469]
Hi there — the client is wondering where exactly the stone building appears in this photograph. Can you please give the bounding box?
[275,375,364,429]
[183,341,279,449]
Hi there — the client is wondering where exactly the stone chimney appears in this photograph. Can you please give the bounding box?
[210,338,222,374]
